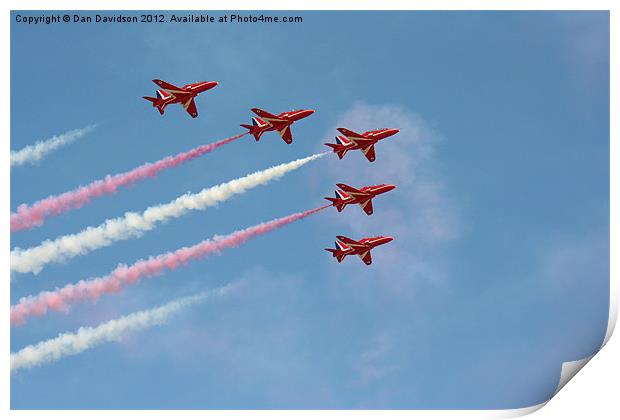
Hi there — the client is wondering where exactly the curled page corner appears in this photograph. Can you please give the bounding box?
[603,289,618,347]
[497,356,597,419]
[505,300,617,418]
[551,292,618,397]
[495,402,547,419]
[554,355,595,396]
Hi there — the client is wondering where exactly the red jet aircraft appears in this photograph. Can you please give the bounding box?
[325,235,394,266]
[240,108,315,144]
[325,128,400,162]
[325,183,396,215]
[143,79,218,118]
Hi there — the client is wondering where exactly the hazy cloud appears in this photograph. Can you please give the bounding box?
[317,102,460,295]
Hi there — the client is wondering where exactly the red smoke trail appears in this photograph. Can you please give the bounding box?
[11,205,328,326]
[10,133,246,232]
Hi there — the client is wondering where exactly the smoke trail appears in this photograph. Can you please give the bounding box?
[10,125,97,168]
[10,284,236,373]
[11,206,328,326]
[10,133,246,232]
[10,153,327,275]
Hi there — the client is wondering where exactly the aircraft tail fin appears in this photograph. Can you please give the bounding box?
[335,135,350,145]
[324,196,346,212]
[324,142,348,159]
[240,124,263,141]
[143,96,166,115]
[325,247,346,262]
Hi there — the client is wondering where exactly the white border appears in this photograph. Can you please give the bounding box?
[3,1,617,418]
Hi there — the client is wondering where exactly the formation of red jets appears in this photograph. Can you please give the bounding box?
[143,79,398,265]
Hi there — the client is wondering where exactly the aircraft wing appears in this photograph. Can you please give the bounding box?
[361,144,376,162]
[358,250,373,265]
[336,236,361,246]
[276,124,293,144]
[359,199,374,215]
[336,184,363,195]
[183,98,198,118]
[337,127,366,140]
[153,79,186,93]
[252,108,287,124]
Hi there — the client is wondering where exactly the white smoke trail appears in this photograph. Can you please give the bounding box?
[10,283,236,373]
[10,125,97,168]
[10,153,327,275]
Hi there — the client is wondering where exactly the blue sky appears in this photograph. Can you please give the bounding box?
[10,11,609,409]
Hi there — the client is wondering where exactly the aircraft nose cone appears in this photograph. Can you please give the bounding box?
[384,184,397,192]
[383,236,394,243]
